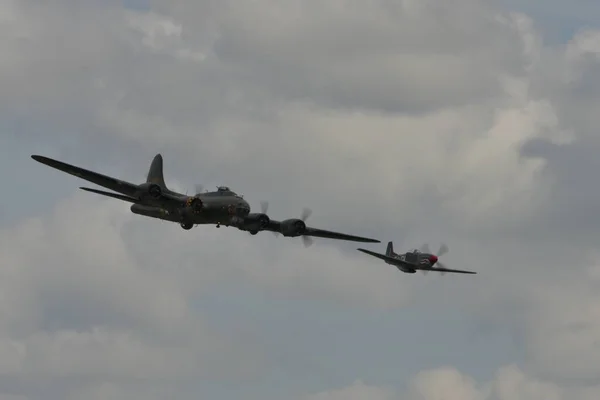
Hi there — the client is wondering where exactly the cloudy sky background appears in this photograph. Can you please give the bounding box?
[2,0,600,398]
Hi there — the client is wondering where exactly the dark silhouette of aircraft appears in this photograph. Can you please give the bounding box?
[31,154,380,246]
[357,242,476,274]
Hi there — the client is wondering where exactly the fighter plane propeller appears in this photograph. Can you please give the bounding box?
[357,241,476,275]
[418,243,449,274]
[31,153,380,246]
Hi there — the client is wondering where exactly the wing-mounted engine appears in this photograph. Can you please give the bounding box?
[244,213,270,231]
[178,196,204,224]
[278,208,313,246]
[229,213,270,234]
[280,218,307,237]
[136,182,162,199]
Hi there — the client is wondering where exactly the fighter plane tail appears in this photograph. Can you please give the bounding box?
[146,154,168,189]
[386,241,394,256]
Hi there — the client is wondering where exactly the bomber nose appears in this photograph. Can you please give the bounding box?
[429,255,438,265]
[240,200,250,214]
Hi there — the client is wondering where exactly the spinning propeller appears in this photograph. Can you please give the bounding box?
[184,184,205,195]
[256,200,279,237]
[257,200,278,234]
[419,243,450,274]
[299,207,313,247]
[260,201,269,214]
[259,202,313,246]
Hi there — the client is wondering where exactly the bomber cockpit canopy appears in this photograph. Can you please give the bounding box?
[202,185,242,197]
[215,186,238,196]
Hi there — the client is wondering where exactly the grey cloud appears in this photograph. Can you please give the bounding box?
[0,193,267,394]
[161,0,528,114]
[4,0,600,398]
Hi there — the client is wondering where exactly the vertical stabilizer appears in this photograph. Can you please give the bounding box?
[146,154,168,189]
[386,241,394,256]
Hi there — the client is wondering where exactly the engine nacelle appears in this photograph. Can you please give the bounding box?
[241,213,270,231]
[280,218,306,237]
[179,196,204,224]
[184,197,204,213]
[137,182,162,199]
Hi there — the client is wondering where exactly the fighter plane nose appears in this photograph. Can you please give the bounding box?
[429,255,438,264]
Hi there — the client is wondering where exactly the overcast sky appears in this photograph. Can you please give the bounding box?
[2,0,600,399]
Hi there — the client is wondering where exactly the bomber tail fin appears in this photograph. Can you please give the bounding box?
[386,241,394,257]
[146,154,168,189]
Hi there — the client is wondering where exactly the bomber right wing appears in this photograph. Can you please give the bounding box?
[266,220,380,244]
[301,226,380,243]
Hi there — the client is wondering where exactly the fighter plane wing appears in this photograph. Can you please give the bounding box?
[32,155,140,198]
[357,249,476,274]
[413,265,477,274]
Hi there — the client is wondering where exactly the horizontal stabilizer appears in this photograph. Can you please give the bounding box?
[357,248,397,263]
[79,187,139,203]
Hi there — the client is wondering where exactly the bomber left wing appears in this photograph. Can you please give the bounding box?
[32,155,141,198]
[357,248,476,274]
[266,220,380,244]
[30,155,182,206]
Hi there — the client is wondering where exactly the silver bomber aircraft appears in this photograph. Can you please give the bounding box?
[357,242,476,275]
[31,154,380,246]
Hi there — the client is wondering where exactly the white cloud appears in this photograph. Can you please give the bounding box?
[65,382,174,400]
[126,11,208,62]
[520,263,600,382]
[408,367,486,400]
[87,3,569,231]
[0,193,265,388]
[305,365,600,400]
[491,365,563,400]
[566,29,600,63]
[305,380,396,400]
